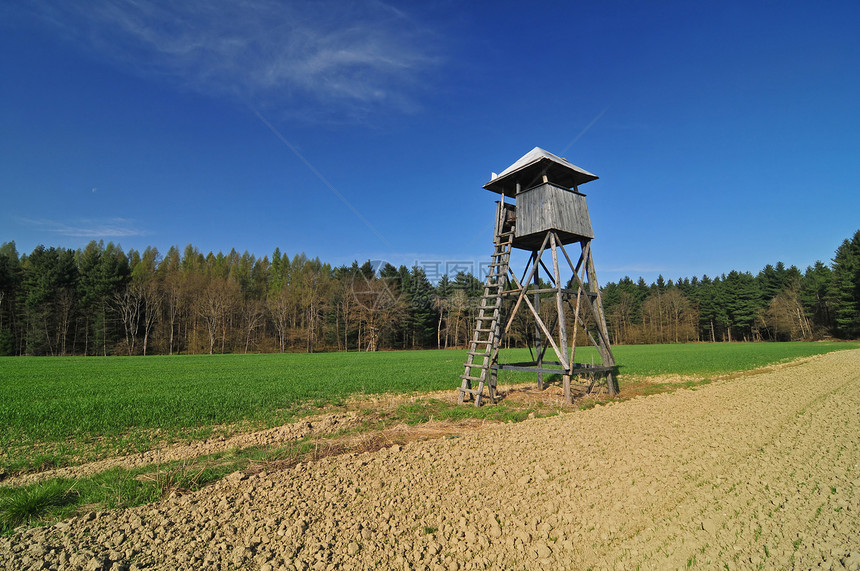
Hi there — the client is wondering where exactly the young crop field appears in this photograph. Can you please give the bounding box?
[1,341,858,478]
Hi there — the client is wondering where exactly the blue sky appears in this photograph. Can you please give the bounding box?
[2,1,859,285]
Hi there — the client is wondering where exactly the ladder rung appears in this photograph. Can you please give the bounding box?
[460,376,489,384]
[467,350,491,357]
[467,344,491,350]
[458,387,481,395]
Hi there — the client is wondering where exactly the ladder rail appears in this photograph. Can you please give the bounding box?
[458,201,513,406]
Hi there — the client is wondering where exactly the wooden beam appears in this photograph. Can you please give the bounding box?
[521,291,569,371]
[503,233,551,338]
[538,258,555,286]
[534,257,543,390]
[550,233,570,371]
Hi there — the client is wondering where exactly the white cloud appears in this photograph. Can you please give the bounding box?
[26,0,441,121]
[19,217,146,238]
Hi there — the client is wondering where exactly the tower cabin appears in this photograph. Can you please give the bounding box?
[484,147,597,249]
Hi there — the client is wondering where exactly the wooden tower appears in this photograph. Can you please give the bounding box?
[458,147,618,406]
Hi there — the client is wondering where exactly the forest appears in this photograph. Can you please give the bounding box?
[0,229,858,356]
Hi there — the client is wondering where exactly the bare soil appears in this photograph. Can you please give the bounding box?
[2,349,859,570]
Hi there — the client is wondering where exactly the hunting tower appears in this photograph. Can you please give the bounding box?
[458,147,618,406]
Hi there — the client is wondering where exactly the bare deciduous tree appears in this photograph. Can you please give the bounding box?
[764,284,811,340]
[114,284,142,356]
[199,278,240,354]
[241,298,265,354]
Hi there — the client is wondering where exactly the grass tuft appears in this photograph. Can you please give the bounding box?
[0,479,78,533]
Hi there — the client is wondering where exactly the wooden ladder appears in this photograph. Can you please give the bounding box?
[458,209,513,406]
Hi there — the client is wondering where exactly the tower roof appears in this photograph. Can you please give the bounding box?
[483,147,598,197]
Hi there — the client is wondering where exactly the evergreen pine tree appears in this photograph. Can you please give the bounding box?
[829,230,860,338]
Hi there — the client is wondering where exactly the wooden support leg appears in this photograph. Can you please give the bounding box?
[563,374,571,403]
[489,368,498,403]
[607,371,619,396]
[534,252,543,390]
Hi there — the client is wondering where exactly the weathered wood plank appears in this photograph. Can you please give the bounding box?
[515,183,594,244]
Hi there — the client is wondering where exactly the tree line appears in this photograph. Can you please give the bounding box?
[0,230,858,356]
[602,230,860,344]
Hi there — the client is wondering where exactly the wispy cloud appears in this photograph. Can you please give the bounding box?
[19,217,146,238]
[24,0,441,121]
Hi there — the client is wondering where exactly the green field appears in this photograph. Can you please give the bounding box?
[2,342,858,474]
